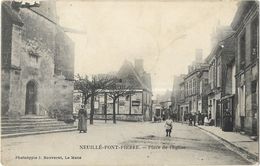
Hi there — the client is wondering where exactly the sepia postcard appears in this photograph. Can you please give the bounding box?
[1,0,259,165]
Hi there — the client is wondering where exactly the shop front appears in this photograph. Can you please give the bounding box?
[220,95,235,131]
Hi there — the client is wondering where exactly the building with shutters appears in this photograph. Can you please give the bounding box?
[231,1,259,136]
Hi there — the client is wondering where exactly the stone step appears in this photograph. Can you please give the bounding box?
[1,121,64,126]
[1,128,77,138]
[1,115,77,138]
[2,125,77,134]
[1,116,49,119]
[1,119,59,123]
[2,123,71,130]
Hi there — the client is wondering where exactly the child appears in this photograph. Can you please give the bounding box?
[165,116,173,137]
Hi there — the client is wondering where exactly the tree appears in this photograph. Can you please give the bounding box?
[106,77,135,124]
[74,74,114,124]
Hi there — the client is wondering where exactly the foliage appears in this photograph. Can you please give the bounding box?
[106,76,136,124]
[74,74,115,124]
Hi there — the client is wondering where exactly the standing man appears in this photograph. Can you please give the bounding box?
[78,105,87,133]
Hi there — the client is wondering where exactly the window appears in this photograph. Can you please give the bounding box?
[239,32,246,69]
[29,52,39,67]
[238,85,246,116]
[204,79,208,85]
[231,64,236,94]
[251,80,257,93]
[189,81,192,95]
[212,61,216,88]
[125,95,129,101]
[192,79,196,94]
[251,80,258,116]
[119,101,125,106]
[186,82,189,96]
[251,17,258,61]
[217,62,221,88]
[200,81,203,94]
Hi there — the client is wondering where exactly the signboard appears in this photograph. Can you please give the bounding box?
[132,100,140,106]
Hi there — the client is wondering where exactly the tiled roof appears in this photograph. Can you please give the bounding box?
[117,60,152,93]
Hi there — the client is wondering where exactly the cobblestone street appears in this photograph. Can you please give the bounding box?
[1,121,251,166]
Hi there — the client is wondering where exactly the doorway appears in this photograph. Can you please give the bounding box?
[25,80,37,115]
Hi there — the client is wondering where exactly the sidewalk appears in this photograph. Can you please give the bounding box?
[197,125,259,163]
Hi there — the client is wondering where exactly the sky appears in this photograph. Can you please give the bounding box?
[56,0,238,96]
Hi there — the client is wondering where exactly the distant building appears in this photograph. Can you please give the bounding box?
[89,59,153,122]
[1,1,74,118]
[171,50,209,122]
[171,75,186,121]
[231,1,259,136]
[184,50,209,115]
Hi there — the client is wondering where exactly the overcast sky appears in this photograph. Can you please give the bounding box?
[56,0,238,96]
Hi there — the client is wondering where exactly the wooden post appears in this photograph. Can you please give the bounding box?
[129,94,132,115]
[117,98,120,115]
[142,91,144,115]
[104,92,107,123]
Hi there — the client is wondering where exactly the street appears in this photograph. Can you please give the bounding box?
[1,121,251,166]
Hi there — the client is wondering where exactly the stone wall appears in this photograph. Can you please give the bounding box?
[234,5,258,135]
[55,29,74,80]
[52,76,74,113]
[1,3,17,115]
[1,2,74,117]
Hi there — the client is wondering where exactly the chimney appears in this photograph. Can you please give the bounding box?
[188,65,192,73]
[135,59,144,75]
[195,49,203,63]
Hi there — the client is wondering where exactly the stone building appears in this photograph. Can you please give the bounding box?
[90,59,153,122]
[231,1,259,136]
[171,74,186,121]
[1,1,74,118]
[184,50,209,115]
[205,28,235,127]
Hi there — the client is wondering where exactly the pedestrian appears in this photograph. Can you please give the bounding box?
[188,113,193,126]
[204,115,209,126]
[193,114,196,126]
[78,105,87,133]
[164,116,173,137]
[201,113,205,125]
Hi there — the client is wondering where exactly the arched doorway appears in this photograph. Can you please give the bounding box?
[25,80,37,115]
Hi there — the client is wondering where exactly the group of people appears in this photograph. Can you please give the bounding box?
[183,112,213,126]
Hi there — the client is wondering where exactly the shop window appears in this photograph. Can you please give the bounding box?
[251,80,257,93]
[125,95,129,101]
[119,101,125,106]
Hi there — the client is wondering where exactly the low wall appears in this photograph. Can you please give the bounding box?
[93,114,144,122]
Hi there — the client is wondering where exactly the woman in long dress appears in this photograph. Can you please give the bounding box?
[78,105,87,133]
